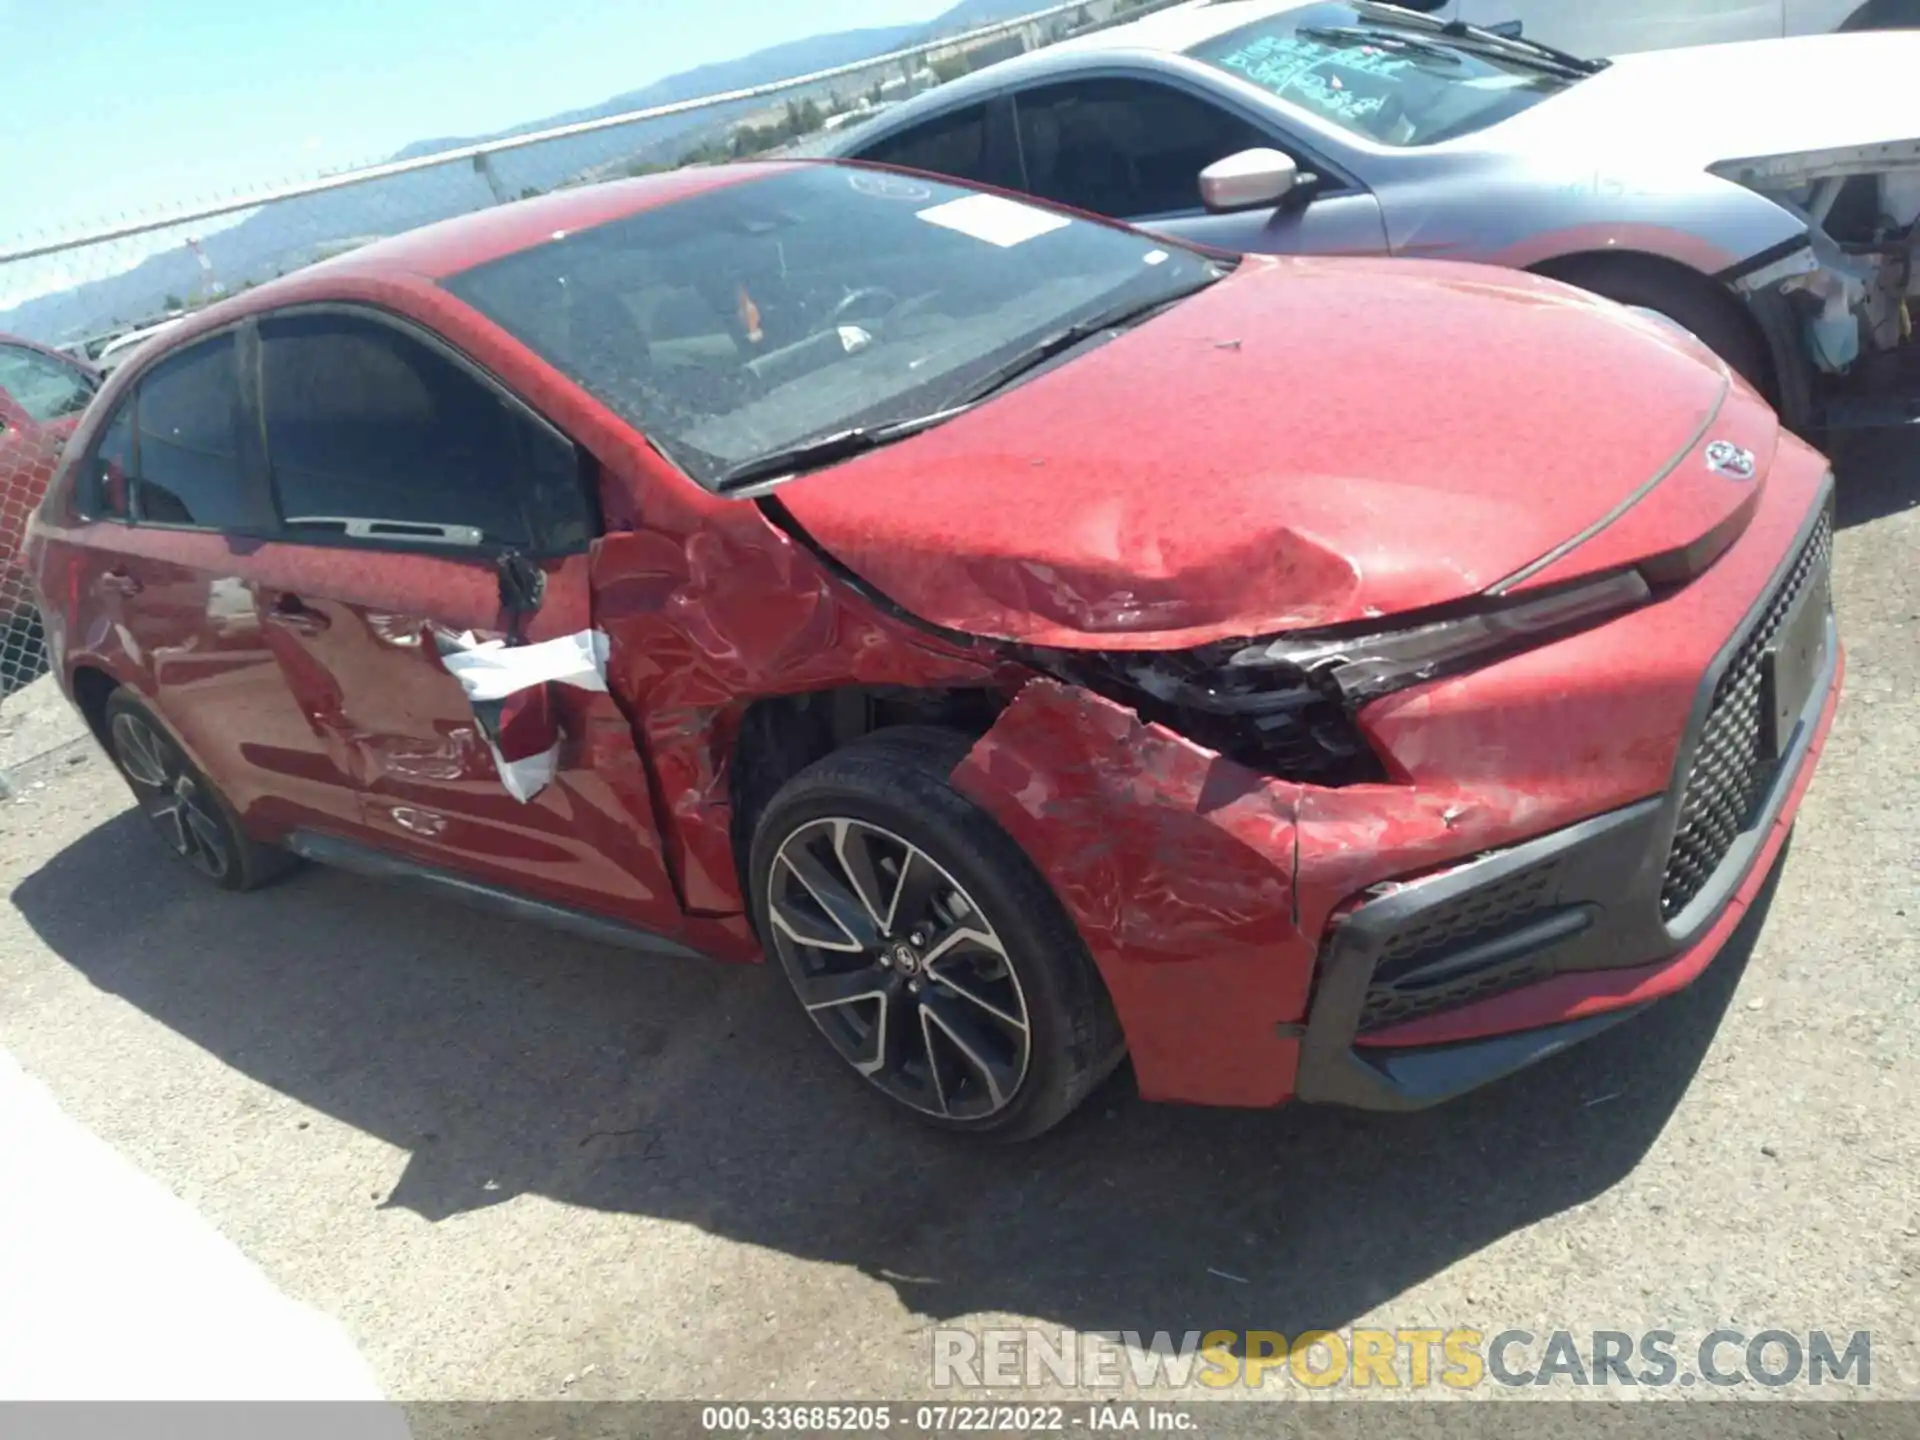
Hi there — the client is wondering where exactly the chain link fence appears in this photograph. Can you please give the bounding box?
[0,0,1180,702]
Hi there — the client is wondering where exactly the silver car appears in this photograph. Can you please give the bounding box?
[826,0,1920,431]
[1394,0,1913,56]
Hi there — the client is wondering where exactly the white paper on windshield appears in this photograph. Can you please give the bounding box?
[915,193,1070,248]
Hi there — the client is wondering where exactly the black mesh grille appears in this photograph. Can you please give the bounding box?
[1360,956,1556,1032]
[1660,507,1833,921]
[1358,858,1564,1031]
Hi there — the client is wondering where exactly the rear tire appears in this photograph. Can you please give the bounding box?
[749,727,1124,1140]
[103,690,297,892]
[1543,257,1773,402]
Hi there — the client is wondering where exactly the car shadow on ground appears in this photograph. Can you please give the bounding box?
[1833,425,1920,530]
[12,808,1777,1340]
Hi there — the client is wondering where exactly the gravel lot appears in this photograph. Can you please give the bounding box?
[0,433,1914,1415]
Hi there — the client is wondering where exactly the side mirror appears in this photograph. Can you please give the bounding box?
[1199,148,1302,214]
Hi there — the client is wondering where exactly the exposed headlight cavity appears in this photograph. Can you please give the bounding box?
[1229,568,1652,703]
[1026,569,1652,786]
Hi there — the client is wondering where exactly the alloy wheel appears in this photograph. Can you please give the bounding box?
[111,711,233,883]
[765,817,1031,1120]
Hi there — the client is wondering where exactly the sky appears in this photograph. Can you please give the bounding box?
[0,0,957,243]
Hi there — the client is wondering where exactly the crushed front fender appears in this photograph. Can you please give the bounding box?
[952,678,1312,1108]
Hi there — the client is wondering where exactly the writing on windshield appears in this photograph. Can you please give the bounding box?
[1210,33,1410,126]
[1189,3,1573,148]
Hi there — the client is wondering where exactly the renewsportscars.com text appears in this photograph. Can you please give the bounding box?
[931,1327,1872,1391]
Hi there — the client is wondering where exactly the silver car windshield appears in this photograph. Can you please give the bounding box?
[1189,2,1577,148]
[443,166,1224,491]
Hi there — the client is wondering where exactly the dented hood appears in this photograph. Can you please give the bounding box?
[1494,33,1920,177]
[772,255,1746,649]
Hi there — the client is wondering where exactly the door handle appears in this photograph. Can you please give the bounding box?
[99,568,142,597]
[265,592,330,635]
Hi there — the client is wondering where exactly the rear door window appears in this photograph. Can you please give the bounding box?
[130,335,266,530]
[854,104,1018,189]
[77,402,134,520]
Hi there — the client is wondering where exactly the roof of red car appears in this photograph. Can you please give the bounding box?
[0,329,99,376]
[307,160,794,283]
[75,163,812,394]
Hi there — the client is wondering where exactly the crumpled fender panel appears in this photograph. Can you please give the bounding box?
[588,504,1004,944]
[951,679,1311,1107]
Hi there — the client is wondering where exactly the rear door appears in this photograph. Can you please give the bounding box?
[57,330,366,834]
[248,306,683,933]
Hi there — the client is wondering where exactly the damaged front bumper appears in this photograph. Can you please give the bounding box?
[1301,662,1837,1109]
[952,460,1842,1112]
[1718,141,1920,419]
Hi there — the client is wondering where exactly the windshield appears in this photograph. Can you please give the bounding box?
[443,165,1224,491]
[0,345,94,424]
[1188,2,1576,148]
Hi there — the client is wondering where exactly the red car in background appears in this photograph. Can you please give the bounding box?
[26,162,1840,1138]
[0,333,100,676]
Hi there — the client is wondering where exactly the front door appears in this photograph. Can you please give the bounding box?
[247,307,683,934]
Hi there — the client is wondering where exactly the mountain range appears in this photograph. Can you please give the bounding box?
[2,0,1046,344]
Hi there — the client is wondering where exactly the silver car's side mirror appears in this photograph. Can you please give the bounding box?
[1199,148,1301,214]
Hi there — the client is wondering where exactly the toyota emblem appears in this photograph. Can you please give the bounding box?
[1704,440,1757,480]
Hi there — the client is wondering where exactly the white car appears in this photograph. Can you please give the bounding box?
[1402,0,1914,55]
[829,1,1920,431]
[95,316,186,374]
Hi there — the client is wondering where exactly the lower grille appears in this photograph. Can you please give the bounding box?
[1359,955,1556,1033]
[1358,858,1564,1031]
[1661,506,1833,921]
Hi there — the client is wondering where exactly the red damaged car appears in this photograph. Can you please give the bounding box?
[26,162,1840,1138]
[1,333,99,665]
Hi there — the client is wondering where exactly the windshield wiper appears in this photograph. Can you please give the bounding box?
[950,285,1207,410]
[713,276,1218,492]
[1295,24,1465,65]
[710,325,1120,493]
[1437,19,1610,76]
[712,407,969,492]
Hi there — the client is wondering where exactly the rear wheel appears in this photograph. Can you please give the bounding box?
[104,691,295,892]
[1543,257,1772,402]
[749,727,1124,1140]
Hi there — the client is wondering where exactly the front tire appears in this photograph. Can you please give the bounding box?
[104,691,296,892]
[749,727,1124,1140]
[1543,257,1773,402]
